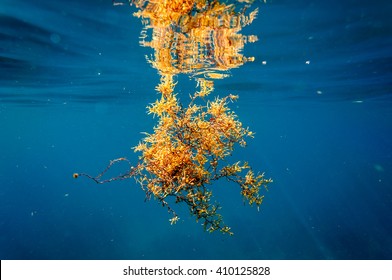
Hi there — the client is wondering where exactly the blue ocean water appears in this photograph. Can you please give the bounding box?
[1,0,391,260]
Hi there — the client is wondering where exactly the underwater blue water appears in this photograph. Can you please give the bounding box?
[1,0,391,259]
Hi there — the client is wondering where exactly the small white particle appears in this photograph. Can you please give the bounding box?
[50,33,61,44]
